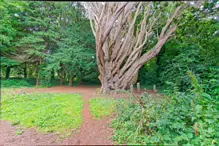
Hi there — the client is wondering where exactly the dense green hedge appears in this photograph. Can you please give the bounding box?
[1,78,35,88]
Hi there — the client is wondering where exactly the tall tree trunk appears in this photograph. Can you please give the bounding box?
[58,70,60,79]
[60,71,64,85]
[59,63,64,85]
[35,61,40,86]
[5,66,11,79]
[51,69,55,80]
[69,73,73,86]
[87,2,183,93]
[36,77,40,86]
[60,77,63,85]
[60,71,65,85]
[24,62,27,78]
[64,72,66,83]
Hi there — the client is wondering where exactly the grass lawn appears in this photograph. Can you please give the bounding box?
[1,89,84,136]
[89,97,121,119]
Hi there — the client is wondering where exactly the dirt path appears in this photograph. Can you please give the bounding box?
[1,86,157,145]
[0,86,115,145]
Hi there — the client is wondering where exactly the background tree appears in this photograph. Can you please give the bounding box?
[1,1,96,87]
[0,1,27,79]
[45,23,96,86]
[43,2,96,86]
[157,0,219,96]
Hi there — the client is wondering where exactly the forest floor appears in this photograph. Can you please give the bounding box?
[0,85,157,145]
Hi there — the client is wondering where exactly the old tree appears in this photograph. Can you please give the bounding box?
[85,2,185,93]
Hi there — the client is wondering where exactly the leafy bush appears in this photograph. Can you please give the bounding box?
[82,72,100,85]
[1,79,31,88]
[25,78,37,86]
[38,79,52,87]
[1,92,84,136]
[201,67,219,97]
[157,9,219,95]
[112,72,219,145]
[1,78,69,88]
[139,58,159,85]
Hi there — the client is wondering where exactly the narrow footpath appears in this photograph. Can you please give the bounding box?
[0,86,114,145]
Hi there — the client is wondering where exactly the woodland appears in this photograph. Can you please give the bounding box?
[0,1,218,145]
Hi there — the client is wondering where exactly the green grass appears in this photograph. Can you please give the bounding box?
[89,97,118,119]
[1,90,84,136]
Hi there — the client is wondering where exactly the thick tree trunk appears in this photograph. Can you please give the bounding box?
[87,3,182,94]
[5,66,11,79]
[24,62,27,78]
[99,72,139,93]
[98,32,174,93]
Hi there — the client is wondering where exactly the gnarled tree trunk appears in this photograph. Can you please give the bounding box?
[85,2,183,93]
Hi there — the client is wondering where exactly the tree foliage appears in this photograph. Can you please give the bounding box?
[45,20,96,85]
[0,1,96,86]
[157,1,219,96]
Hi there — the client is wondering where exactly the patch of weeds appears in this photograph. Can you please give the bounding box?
[11,121,20,126]
[1,91,84,137]
[16,128,24,135]
[89,97,123,119]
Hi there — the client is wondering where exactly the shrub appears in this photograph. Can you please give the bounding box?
[138,58,158,85]
[111,72,219,145]
[1,79,31,88]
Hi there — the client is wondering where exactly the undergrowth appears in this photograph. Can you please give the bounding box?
[111,71,219,145]
[1,91,84,137]
[1,79,32,88]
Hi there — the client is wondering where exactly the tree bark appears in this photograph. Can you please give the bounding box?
[35,62,40,86]
[60,77,63,85]
[69,73,73,86]
[24,62,27,78]
[86,2,183,93]
[60,70,64,85]
[60,63,64,85]
[5,66,11,79]
[36,77,40,86]
[51,69,55,80]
